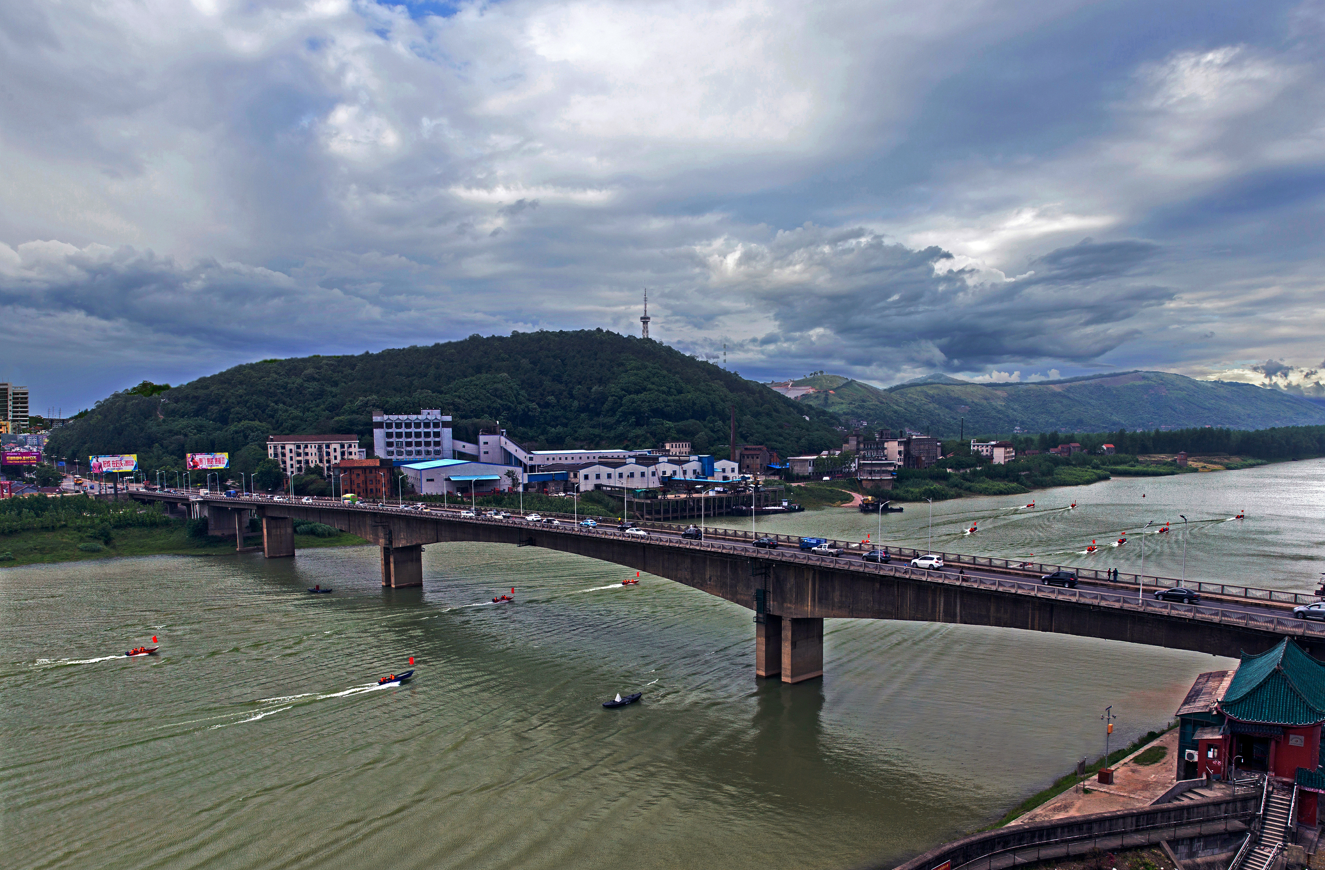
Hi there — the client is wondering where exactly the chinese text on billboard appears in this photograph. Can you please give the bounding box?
[186,452,229,470]
[89,454,139,474]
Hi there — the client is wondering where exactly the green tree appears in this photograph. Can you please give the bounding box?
[30,464,64,488]
[254,458,284,492]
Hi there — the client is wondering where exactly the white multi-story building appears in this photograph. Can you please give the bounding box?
[0,383,29,433]
[571,456,740,493]
[374,410,465,461]
[267,435,364,476]
[971,440,1016,465]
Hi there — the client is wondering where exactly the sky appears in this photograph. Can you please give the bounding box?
[2,0,1324,414]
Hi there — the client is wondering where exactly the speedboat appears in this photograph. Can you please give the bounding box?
[1117,537,1127,545]
[1158,525,1169,533]
[1025,502,1035,508]
[1086,540,1097,553]
[1236,512,1245,519]
[1070,503,1076,509]
[492,594,514,603]
[125,647,158,657]
[622,578,639,586]
[602,692,642,709]
[378,670,414,686]
[307,586,332,594]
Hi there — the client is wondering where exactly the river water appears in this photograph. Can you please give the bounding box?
[3,460,1323,870]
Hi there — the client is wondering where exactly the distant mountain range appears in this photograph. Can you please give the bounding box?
[773,371,1325,437]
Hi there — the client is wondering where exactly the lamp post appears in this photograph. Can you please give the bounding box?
[1138,520,1153,602]
[175,471,182,490]
[926,497,934,554]
[1102,705,1116,772]
[1180,514,1189,586]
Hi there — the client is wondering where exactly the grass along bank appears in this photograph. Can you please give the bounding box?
[0,516,365,567]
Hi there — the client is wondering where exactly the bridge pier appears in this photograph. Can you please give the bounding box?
[234,511,246,550]
[380,544,423,588]
[262,516,295,558]
[782,617,823,684]
[756,615,782,678]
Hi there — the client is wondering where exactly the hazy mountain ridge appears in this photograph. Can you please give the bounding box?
[779,370,1325,436]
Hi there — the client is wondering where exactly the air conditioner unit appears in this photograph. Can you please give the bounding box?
[1185,749,1199,762]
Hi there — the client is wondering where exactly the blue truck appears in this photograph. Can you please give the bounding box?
[798,537,828,550]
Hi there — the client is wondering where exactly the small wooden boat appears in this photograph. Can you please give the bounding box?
[603,692,642,708]
[307,586,333,594]
[125,647,158,657]
[378,670,414,686]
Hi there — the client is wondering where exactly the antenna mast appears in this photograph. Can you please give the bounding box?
[640,290,651,340]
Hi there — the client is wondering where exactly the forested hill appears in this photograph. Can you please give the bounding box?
[46,331,842,476]
[784,370,1325,436]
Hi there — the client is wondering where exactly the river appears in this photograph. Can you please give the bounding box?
[3,459,1323,870]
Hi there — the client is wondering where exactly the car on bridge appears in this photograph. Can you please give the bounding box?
[1293,602,1325,620]
[579,519,598,528]
[682,525,703,540]
[798,537,827,550]
[863,549,891,563]
[1154,587,1200,604]
[753,536,778,549]
[525,514,542,522]
[460,509,477,518]
[810,543,843,557]
[1041,570,1078,588]
[911,554,944,569]
[624,527,649,538]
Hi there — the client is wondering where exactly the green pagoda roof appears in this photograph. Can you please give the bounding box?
[1219,639,1325,727]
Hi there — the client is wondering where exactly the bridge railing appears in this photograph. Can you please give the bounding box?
[149,493,1325,613]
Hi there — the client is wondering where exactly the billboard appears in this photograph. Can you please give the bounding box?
[187,452,229,470]
[89,454,138,474]
[2,449,42,466]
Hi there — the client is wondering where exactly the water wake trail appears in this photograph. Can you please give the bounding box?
[34,655,124,667]
[211,706,292,729]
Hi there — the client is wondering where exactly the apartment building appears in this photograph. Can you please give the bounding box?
[0,383,29,433]
[267,435,364,476]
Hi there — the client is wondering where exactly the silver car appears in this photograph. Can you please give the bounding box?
[1294,602,1325,620]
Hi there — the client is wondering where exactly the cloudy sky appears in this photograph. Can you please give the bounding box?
[2,0,1324,412]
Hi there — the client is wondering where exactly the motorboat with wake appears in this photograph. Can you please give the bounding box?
[603,692,641,709]
[125,647,158,657]
[378,670,414,686]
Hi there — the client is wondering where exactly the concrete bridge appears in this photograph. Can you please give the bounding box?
[131,491,1325,683]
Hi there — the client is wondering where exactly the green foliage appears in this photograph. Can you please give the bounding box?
[0,494,173,537]
[0,551,13,561]
[77,542,104,552]
[1132,746,1168,766]
[29,464,64,488]
[185,518,210,539]
[254,458,284,492]
[127,380,172,397]
[293,521,340,537]
[793,371,1325,436]
[44,331,841,470]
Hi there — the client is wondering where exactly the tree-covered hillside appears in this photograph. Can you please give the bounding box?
[780,371,1325,435]
[46,331,842,477]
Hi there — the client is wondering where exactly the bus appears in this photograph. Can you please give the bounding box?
[341,493,360,505]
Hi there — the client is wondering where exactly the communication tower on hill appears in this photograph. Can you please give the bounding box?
[640,290,651,340]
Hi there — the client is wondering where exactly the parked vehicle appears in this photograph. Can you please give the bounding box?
[753,536,779,549]
[911,554,944,569]
[1041,570,1078,588]
[1154,587,1200,604]
[682,525,703,540]
[798,537,828,550]
[810,543,843,557]
[863,549,891,563]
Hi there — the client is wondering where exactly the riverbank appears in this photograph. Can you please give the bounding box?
[0,522,366,567]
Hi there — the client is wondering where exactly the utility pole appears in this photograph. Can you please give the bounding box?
[1101,706,1117,779]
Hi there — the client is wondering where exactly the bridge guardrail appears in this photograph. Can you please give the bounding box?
[136,492,1325,618]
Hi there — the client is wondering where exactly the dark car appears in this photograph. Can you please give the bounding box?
[1154,587,1200,604]
[863,549,891,563]
[682,526,703,541]
[617,522,635,532]
[753,536,779,549]
[1041,570,1078,588]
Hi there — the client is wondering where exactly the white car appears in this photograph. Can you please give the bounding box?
[810,543,843,557]
[624,527,649,537]
[301,496,314,503]
[494,511,509,519]
[460,509,477,518]
[525,514,542,522]
[911,554,945,569]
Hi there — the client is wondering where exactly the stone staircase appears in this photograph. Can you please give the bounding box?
[1233,786,1294,870]
[1171,786,1227,803]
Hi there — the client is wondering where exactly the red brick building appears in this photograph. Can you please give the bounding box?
[337,457,393,501]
